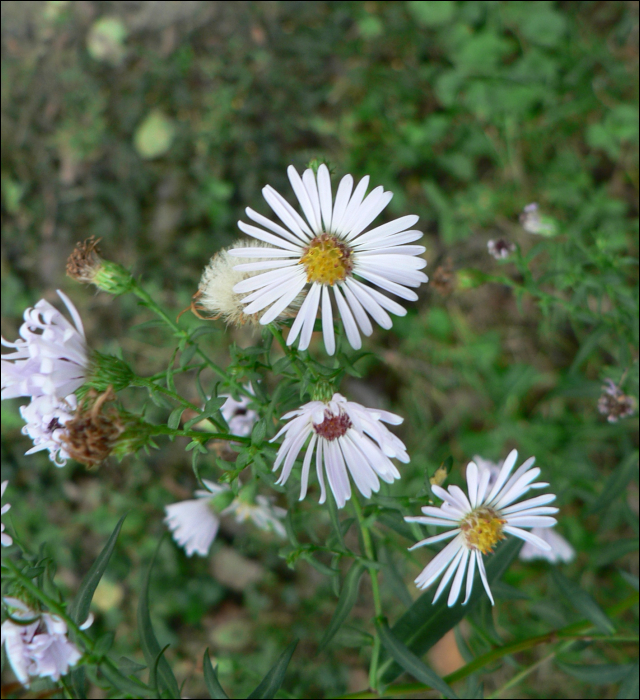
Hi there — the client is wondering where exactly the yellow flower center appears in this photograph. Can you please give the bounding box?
[300,234,353,285]
[461,507,506,555]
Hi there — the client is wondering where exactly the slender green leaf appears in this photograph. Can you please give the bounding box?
[556,660,635,684]
[138,538,181,698]
[587,451,639,514]
[551,569,615,635]
[94,631,115,656]
[380,547,413,608]
[380,537,521,684]
[117,656,147,675]
[69,514,127,626]
[617,662,639,699]
[318,561,366,652]
[251,419,268,445]
[247,640,298,699]
[100,661,154,697]
[149,644,171,694]
[618,570,639,592]
[377,620,458,698]
[203,649,229,699]
[593,539,639,567]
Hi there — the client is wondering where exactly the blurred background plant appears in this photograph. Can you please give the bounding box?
[1,1,638,698]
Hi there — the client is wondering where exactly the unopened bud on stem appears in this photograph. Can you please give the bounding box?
[67,237,134,295]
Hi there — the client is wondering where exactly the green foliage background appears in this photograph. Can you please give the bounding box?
[1,1,638,698]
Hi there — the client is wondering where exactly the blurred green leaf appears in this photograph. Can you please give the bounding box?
[407,0,455,26]
[134,110,175,160]
[587,451,639,514]
[377,619,458,698]
[556,660,635,685]
[247,640,298,699]
[138,539,180,698]
[69,514,126,627]
[203,649,229,699]
[318,561,366,652]
[551,570,615,635]
[617,662,639,699]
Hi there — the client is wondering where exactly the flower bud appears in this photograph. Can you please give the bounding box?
[84,351,134,394]
[67,237,134,295]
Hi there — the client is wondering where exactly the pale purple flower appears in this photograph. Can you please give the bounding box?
[229,165,428,355]
[406,450,558,606]
[19,394,77,467]
[1,597,89,686]
[487,239,515,260]
[221,391,258,437]
[227,495,286,538]
[271,392,408,508]
[1,481,11,547]
[519,203,555,236]
[1,290,89,401]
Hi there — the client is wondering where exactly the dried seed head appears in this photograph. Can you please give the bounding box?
[598,379,636,423]
[195,240,300,327]
[67,237,134,295]
[61,387,124,468]
[430,257,456,296]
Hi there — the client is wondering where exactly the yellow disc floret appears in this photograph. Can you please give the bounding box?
[461,507,506,555]
[300,234,353,285]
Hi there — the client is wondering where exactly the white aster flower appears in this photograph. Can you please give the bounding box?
[1,290,89,401]
[229,165,428,355]
[271,392,408,509]
[1,481,11,547]
[227,495,287,538]
[474,455,574,565]
[405,450,558,606]
[221,391,259,438]
[1,597,87,686]
[19,394,77,467]
[519,203,556,236]
[164,480,226,557]
[487,238,515,260]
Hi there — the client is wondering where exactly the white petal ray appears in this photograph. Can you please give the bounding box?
[234,259,299,272]
[259,276,308,324]
[321,285,335,356]
[234,265,302,294]
[476,553,494,605]
[485,449,519,504]
[242,274,305,313]
[462,549,477,604]
[333,285,361,350]
[352,215,420,246]
[331,174,353,233]
[353,268,419,301]
[345,188,392,241]
[287,165,321,234]
[503,526,552,550]
[302,168,323,234]
[358,245,427,256]
[229,247,301,258]
[341,283,373,336]
[316,438,327,504]
[336,176,370,236]
[467,461,479,508]
[408,529,460,551]
[317,164,333,231]
[415,535,463,590]
[287,285,318,346]
[344,279,393,329]
[353,229,424,250]
[432,547,465,603]
[405,516,460,527]
[448,548,470,607]
[298,283,322,351]
[505,516,557,528]
[263,185,313,240]
[299,433,317,500]
[239,218,302,250]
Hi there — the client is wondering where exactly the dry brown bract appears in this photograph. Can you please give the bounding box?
[598,379,637,423]
[61,387,124,468]
[431,257,456,296]
[66,236,104,284]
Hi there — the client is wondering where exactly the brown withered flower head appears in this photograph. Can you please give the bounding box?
[61,387,124,468]
[430,257,456,296]
[66,236,104,284]
[598,379,637,423]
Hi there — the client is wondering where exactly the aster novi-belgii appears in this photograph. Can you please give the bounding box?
[1,290,88,401]
[1,597,90,686]
[405,450,558,606]
[229,165,428,355]
[221,391,259,438]
[1,481,12,547]
[165,480,286,556]
[19,394,77,467]
[271,392,408,509]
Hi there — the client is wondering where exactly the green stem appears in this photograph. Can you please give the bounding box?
[352,494,383,693]
[130,281,254,400]
[145,424,251,444]
[268,325,306,380]
[132,376,202,413]
[337,591,639,699]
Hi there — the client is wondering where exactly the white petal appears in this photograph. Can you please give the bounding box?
[298,283,322,351]
[476,553,494,605]
[331,174,353,233]
[321,285,335,356]
[259,276,308,324]
[336,176,370,236]
[405,516,461,528]
[299,434,317,500]
[462,549,477,604]
[234,265,303,294]
[448,548,470,607]
[333,285,361,350]
[358,245,426,256]
[466,461,479,508]
[263,185,313,240]
[302,169,323,234]
[352,215,420,246]
[432,547,466,603]
[415,535,463,590]
[408,529,460,551]
[505,515,557,528]
[344,279,393,329]
[317,164,333,231]
[238,218,302,250]
[484,449,519,504]
[503,526,552,550]
[345,188,393,241]
[287,283,319,347]
[316,438,327,504]
[287,165,321,234]
[353,268,418,301]
[341,282,373,336]
[234,259,300,272]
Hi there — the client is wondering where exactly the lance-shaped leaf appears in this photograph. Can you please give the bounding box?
[318,560,366,652]
[380,537,521,684]
[617,662,639,699]
[203,649,229,699]
[247,640,298,699]
[138,538,181,698]
[556,660,636,685]
[551,569,615,635]
[68,514,127,627]
[377,620,458,698]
